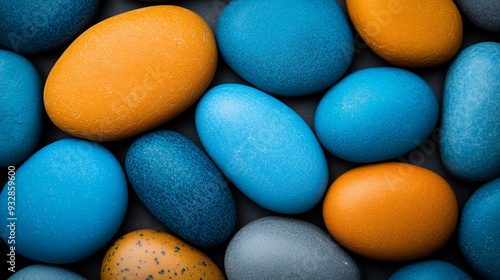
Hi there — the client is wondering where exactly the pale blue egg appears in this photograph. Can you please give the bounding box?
[8,264,86,280]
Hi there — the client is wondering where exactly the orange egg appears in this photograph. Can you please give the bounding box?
[101,230,225,280]
[323,162,458,262]
[44,6,217,141]
[346,0,462,67]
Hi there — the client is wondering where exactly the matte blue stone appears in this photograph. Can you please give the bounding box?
[225,216,361,280]
[441,42,500,182]
[389,260,472,280]
[315,67,439,163]
[0,0,100,54]
[8,265,86,280]
[459,177,500,280]
[125,130,237,247]
[0,138,128,264]
[0,50,43,167]
[216,0,354,96]
[457,0,500,33]
[195,84,328,214]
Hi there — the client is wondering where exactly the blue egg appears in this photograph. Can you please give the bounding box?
[195,84,328,214]
[0,0,100,54]
[459,177,500,280]
[0,50,43,167]
[125,130,237,247]
[314,67,439,163]
[216,0,354,96]
[457,0,500,32]
[389,260,472,280]
[0,138,128,264]
[8,264,86,280]
[441,42,500,182]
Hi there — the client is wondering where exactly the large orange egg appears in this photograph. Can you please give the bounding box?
[101,230,225,280]
[44,6,217,141]
[346,0,462,67]
[323,162,458,262]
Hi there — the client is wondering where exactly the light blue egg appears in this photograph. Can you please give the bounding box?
[0,0,100,54]
[459,177,500,280]
[195,84,328,214]
[0,138,128,264]
[225,216,361,280]
[125,130,237,247]
[216,0,354,96]
[389,260,472,280]
[8,264,86,280]
[456,0,500,32]
[441,42,500,182]
[314,67,439,163]
[0,50,43,167]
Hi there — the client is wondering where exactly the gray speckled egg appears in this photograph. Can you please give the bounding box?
[456,0,500,32]
[225,216,361,280]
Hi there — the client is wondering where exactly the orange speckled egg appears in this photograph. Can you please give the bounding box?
[44,6,217,141]
[323,162,458,262]
[346,0,462,67]
[101,230,225,280]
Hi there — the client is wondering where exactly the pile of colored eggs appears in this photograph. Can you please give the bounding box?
[0,0,499,279]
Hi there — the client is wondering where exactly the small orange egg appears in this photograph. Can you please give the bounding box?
[346,0,462,67]
[101,230,225,280]
[323,162,458,262]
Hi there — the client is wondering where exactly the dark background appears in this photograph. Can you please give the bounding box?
[1,0,499,279]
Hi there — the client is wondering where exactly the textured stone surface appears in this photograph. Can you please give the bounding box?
[216,0,353,96]
[0,50,43,167]
[125,130,237,247]
[459,177,500,280]
[389,260,472,280]
[8,265,86,280]
[315,67,439,163]
[196,84,328,214]
[441,42,500,182]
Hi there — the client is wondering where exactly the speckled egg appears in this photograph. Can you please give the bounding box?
[44,6,217,141]
[125,130,237,247]
[225,216,361,280]
[8,265,86,280]
[101,229,225,280]
[0,50,43,167]
[323,162,458,262]
[389,260,472,280]
[457,0,500,32]
[0,138,128,264]
[347,0,462,67]
[314,67,439,163]
[459,177,500,280]
[195,84,328,214]
[441,42,500,182]
[0,0,99,54]
[216,0,354,96]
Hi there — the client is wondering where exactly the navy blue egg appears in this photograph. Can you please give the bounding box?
[315,67,439,163]
[125,130,237,247]
[457,0,500,32]
[0,50,43,167]
[216,0,354,96]
[0,138,128,264]
[441,42,500,182]
[0,0,100,54]
[8,265,86,280]
[196,84,328,214]
[389,260,472,280]
[459,177,500,280]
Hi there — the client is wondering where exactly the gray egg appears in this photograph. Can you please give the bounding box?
[225,216,362,280]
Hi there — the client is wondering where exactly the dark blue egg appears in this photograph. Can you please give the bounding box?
[125,130,237,247]
[457,0,500,32]
[389,260,472,280]
[0,0,100,54]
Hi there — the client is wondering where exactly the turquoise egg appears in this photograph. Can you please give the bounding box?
[389,260,472,280]
[195,84,328,214]
[315,67,439,163]
[0,50,43,167]
[441,42,500,182]
[0,138,128,264]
